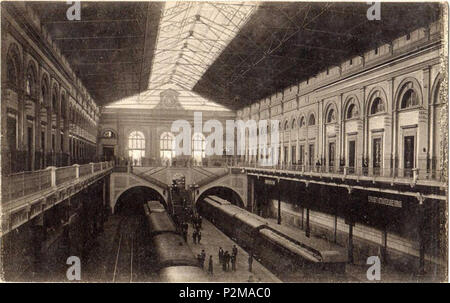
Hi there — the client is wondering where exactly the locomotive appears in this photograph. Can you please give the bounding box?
[143,200,207,282]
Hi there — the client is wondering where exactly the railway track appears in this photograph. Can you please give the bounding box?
[111,216,140,282]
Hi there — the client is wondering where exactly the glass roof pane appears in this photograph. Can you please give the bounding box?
[106,1,259,108]
[148,1,259,92]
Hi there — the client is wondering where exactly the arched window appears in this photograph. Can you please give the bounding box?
[128,131,145,166]
[284,120,289,130]
[52,89,58,112]
[401,89,419,109]
[370,97,385,114]
[41,78,48,106]
[299,116,306,128]
[327,108,336,123]
[26,68,35,97]
[291,118,296,129]
[192,133,206,164]
[346,103,359,119]
[61,94,67,119]
[6,53,19,89]
[160,132,175,163]
[308,114,316,126]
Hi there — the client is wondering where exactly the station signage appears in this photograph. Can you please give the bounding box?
[368,196,402,208]
[264,179,277,186]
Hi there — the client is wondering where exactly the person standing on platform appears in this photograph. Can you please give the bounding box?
[231,254,236,271]
[224,251,230,271]
[182,229,187,242]
[232,245,238,258]
[198,254,204,269]
[192,230,197,244]
[248,252,253,272]
[197,230,202,244]
[201,249,206,266]
[208,255,213,275]
[219,247,224,265]
[222,255,227,271]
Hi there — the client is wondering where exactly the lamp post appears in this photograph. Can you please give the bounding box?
[190,184,199,215]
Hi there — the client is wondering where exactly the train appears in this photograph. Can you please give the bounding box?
[143,200,207,282]
[198,195,348,276]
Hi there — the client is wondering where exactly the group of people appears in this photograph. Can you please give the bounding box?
[218,245,239,272]
[186,214,255,276]
[191,214,203,244]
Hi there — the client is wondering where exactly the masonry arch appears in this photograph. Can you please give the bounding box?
[196,186,245,209]
[394,77,423,111]
[366,86,388,116]
[114,185,167,214]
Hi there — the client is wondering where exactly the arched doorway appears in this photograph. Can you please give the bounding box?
[114,186,166,215]
[196,186,245,209]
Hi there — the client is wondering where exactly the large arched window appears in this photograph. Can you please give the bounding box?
[308,114,316,126]
[61,94,67,119]
[52,86,58,112]
[299,116,306,128]
[401,89,419,109]
[26,66,35,97]
[326,108,336,123]
[41,77,48,106]
[346,103,359,119]
[128,131,145,166]
[192,132,206,164]
[291,118,296,129]
[160,132,175,163]
[6,50,19,89]
[370,97,385,114]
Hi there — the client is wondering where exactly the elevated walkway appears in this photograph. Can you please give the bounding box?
[1,161,113,236]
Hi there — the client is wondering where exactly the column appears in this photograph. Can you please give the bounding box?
[304,185,311,238]
[417,195,426,276]
[345,188,358,264]
[277,180,281,224]
[31,214,45,277]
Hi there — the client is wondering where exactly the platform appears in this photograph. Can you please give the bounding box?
[186,219,281,282]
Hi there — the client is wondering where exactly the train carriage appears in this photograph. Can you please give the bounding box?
[147,200,166,213]
[198,195,347,277]
[159,266,207,282]
[143,201,208,282]
[200,197,240,237]
[147,212,177,235]
[232,212,267,250]
[153,233,200,268]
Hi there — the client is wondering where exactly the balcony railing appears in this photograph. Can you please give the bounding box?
[1,161,113,204]
[227,159,445,183]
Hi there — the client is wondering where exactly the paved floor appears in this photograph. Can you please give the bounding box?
[186,219,281,282]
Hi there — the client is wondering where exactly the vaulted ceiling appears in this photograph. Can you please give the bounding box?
[28,2,442,110]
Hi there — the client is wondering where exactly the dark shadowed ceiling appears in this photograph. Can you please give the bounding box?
[29,1,162,106]
[193,1,443,109]
[23,2,443,110]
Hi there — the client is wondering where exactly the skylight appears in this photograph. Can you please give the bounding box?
[144,1,259,94]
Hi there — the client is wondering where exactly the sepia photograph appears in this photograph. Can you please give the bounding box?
[0,0,448,287]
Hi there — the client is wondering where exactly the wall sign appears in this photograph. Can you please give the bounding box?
[368,196,402,208]
[265,179,277,185]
